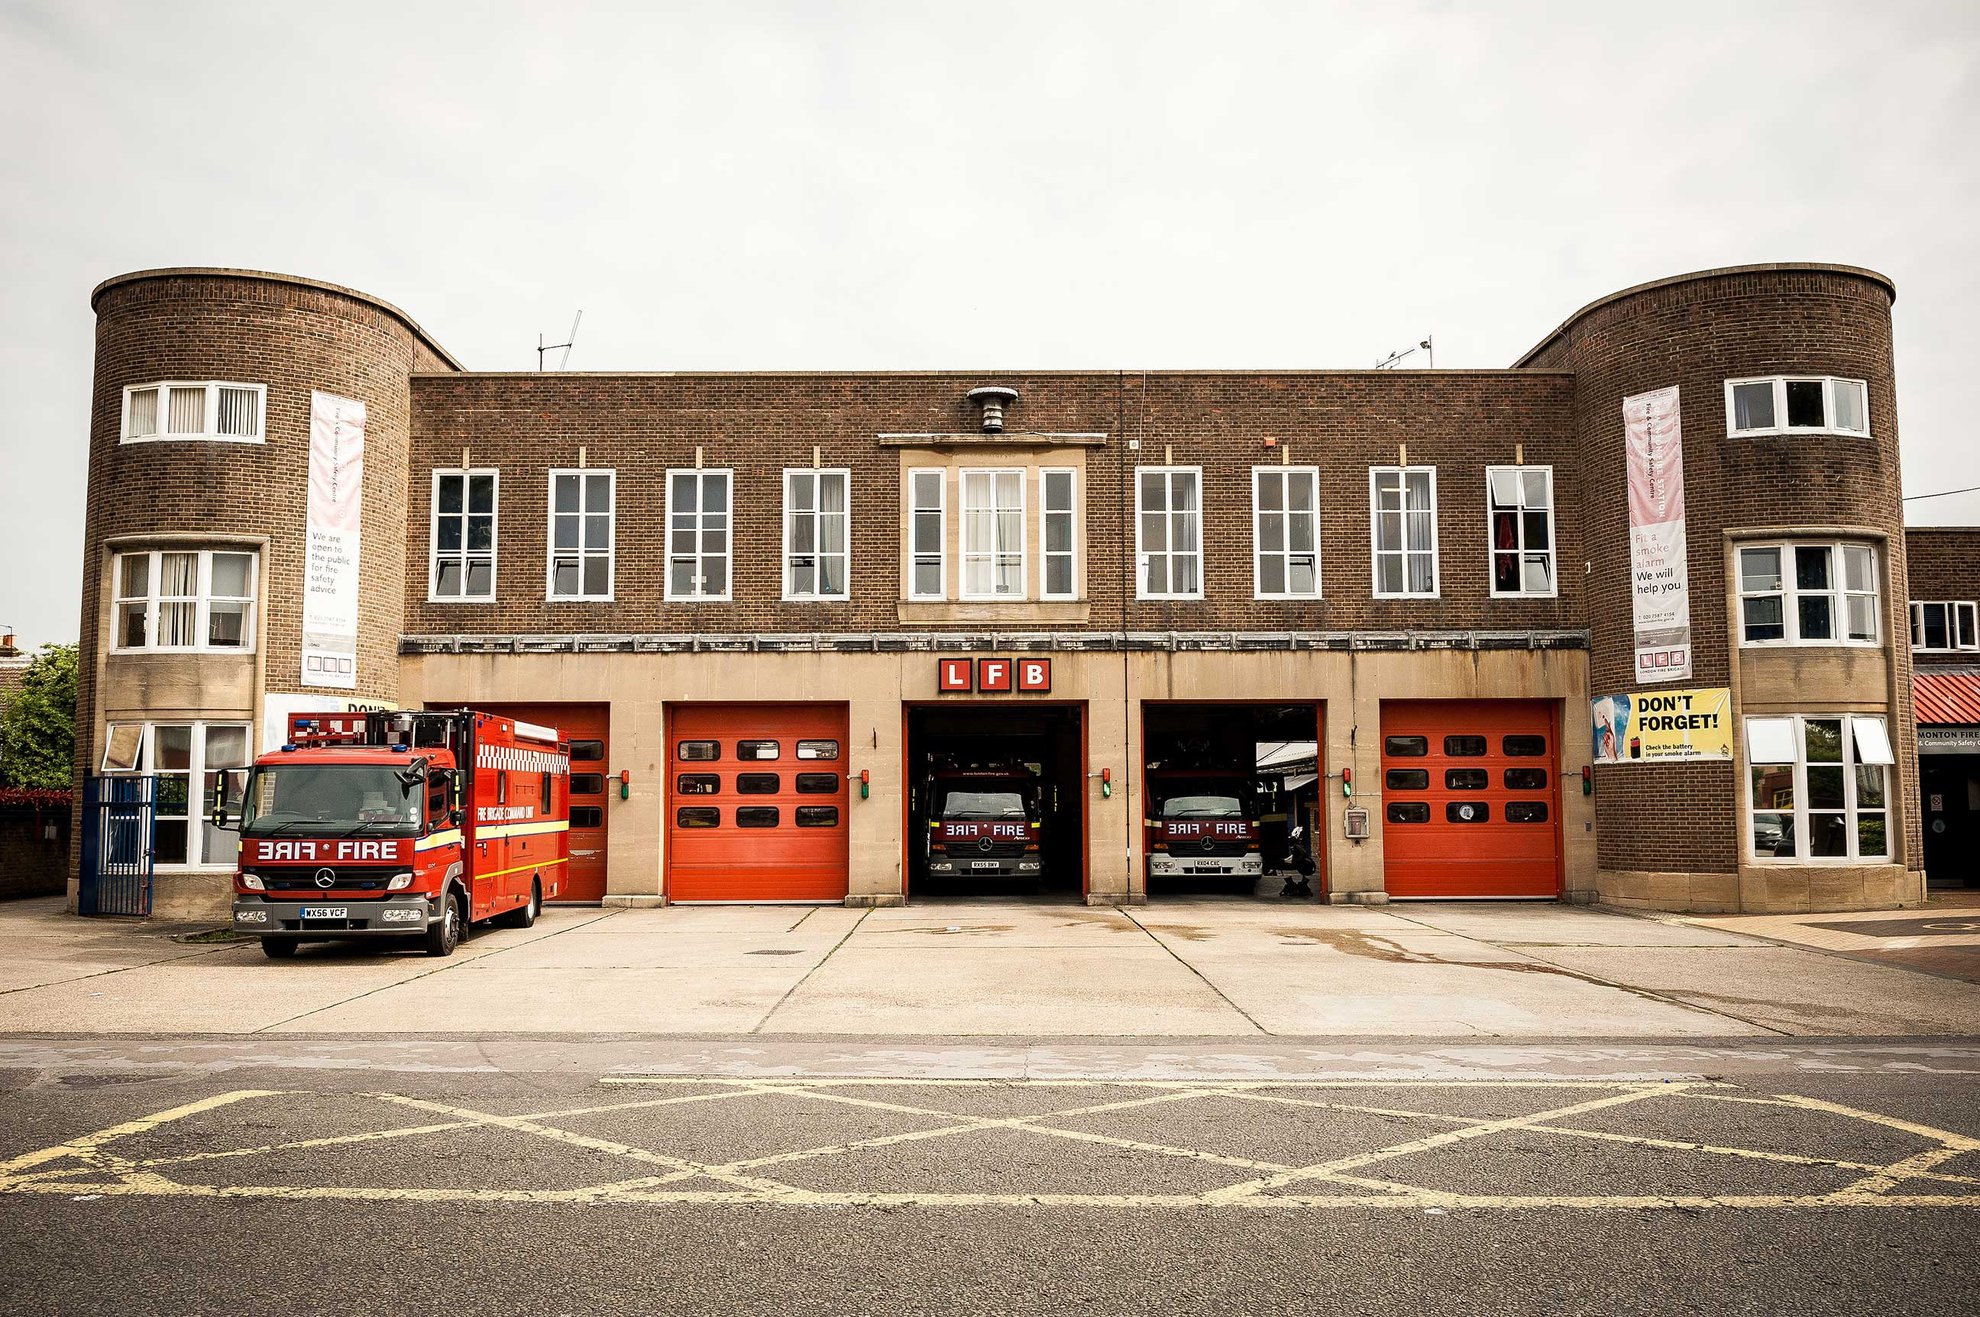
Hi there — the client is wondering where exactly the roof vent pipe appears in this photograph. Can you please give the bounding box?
[966,386,1019,433]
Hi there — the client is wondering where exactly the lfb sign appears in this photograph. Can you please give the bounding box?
[937,657,1052,694]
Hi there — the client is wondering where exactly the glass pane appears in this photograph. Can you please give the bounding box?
[1384,736,1428,757]
[704,474,729,513]
[1386,802,1430,824]
[438,518,463,551]
[553,473,579,513]
[913,561,942,596]
[1505,768,1548,789]
[569,740,605,761]
[1798,596,1833,641]
[1785,379,1826,427]
[1746,718,1798,765]
[1960,605,1978,648]
[161,552,198,596]
[585,473,610,510]
[465,562,492,595]
[1288,512,1314,553]
[1405,509,1433,553]
[1857,813,1887,858]
[1444,736,1488,757]
[736,773,780,795]
[468,516,493,551]
[581,556,609,596]
[670,528,696,555]
[736,807,779,828]
[1376,512,1401,554]
[155,725,193,771]
[117,602,148,648]
[1751,811,1790,857]
[1804,718,1843,763]
[154,820,188,865]
[1172,555,1199,595]
[118,553,149,597]
[584,514,610,549]
[796,740,839,760]
[1445,768,1490,790]
[1505,802,1549,823]
[1260,555,1285,595]
[738,740,780,760]
[206,602,246,647]
[1808,813,1848,857]
[1289,473,1314,512]
[1445,802,1489,823]
[669,561,695,596]
[676,807,720,828]
[1522,555,1552,593]
[1260,516,1284,553]
[438,476,464,515]
[553,518,577,550]
[796,806,839,827]
[154,772,190,815]
[1833,380,1866,431]
[1404,471,1432,510]
[1523,511,1549,548]
[1846,595,1876,642]
[822,473,848,514]
[1406,551,1433,595]
[1922,604,1949,650]
[206,725,249,767]
[1743,596,1785,641]
[1855,766,1886,808]
[671,472,697,512]
[1257,473,1283,511]
[1488,468,1518,507]
[1842,545,1874,592]
[1522,469,1549,508]
[1732,381,1776,431]
[1739,548,1781,593]
[1373,473,1400,509]
[674,774,717,795]
[1046,557,1072,596]
[1806,765,1845,810]
[676,741,719,761]
[468,474,495,513]
[1504,736,1547,757]
[1046,516,1071,554]
[1794,546,1830,590]
[821,555,846,596]
[912,471,942,508]
[796,773,839,793]
[1377,555,1403,595]
[705,555,728,595]
[157,601,196,647]
[1386,769,1430,790]
[1140,512,1166,552]
[1172,474,1198,512]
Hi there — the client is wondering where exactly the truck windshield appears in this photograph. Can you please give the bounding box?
[940,789,1029,819]
[239,765,423,835]
[1160,794,1243,818]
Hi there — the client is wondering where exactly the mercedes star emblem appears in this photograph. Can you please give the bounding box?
[313,868,337,889]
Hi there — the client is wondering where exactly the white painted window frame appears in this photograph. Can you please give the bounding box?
[98,719,253,869]
[1039,467,1080,601]
[120,381,267,444]
[1369,466,1440,599]
[109,547,258,653]
[1134,465,1205,601]
[663,468,734,602]
[1250,465,1322,600]
[1724,376,1871,439]
[782,468,852,602]
[959,467,1029,602]
[907,468,947,601]
[427,468,500,603]
[1736,539,1880,648]
[1484,465,1557,599]
[1910,600,1980,653]
[545,468,616,602]
[1743,713,1892,865]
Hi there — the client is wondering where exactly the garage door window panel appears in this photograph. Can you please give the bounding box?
[796,806,840,827]
[677,741,720,761]
[677,774,719,795]
[784,469,850,601]
[737,773,780,794]
[796,773,839,793]
[1445,769,1490,790]
[676,807,719,828]
[1252,466,1321,599]
[1386,768,1429,791]
[736,807,780,828]
[547,470,615,600]
[666,469,732,601]
[1371,466,1438,598]
[1136,467,1203,600]
[1387,802,1431,824]
[796,740,839,760]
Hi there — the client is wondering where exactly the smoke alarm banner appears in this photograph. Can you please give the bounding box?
[301,390,365,690]
[1590,687,1733,764]
[1623,385,1692,682]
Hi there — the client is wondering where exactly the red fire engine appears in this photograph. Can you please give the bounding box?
[219,709,570,959]
[1144,768,1263,881]
[916,763,1045,884]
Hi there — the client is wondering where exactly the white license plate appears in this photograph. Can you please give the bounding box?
[299,906,348,919]
[970,861,1003,869]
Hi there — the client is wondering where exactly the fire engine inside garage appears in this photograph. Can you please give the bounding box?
[1141,703,1323,900]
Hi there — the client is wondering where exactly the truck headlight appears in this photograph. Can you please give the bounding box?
[240,873,265,891]
[386,872,415,891]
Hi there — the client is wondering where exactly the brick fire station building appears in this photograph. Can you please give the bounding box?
[74,263,1971,919]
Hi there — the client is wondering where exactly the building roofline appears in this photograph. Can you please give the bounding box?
[1512,262,1897,368]
[1904,524,1980,533]
[90,267,465,372]
[408,367,1576,381]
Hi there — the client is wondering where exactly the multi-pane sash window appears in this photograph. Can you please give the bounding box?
[1136,467,1203,599]
[1486,466,1555,597]
[1040,468,1078,600]
[784,469,850,600]
[429,470,497,601]
[908,469,946,600]
[99,721,252,866]
[1252,466,1320,599]
[961,469,1026,599]
[122,382,266,443]
[666,469,732,601]
[547,470,615,600]
[111,548,256,651]
[1370,467,1438,597]
[1910,601,1980,653]
[1737,541,1878,645]
[1745,714,1894,862]
[1725,377,1870,438]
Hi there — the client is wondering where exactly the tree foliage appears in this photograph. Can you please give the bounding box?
[0,644,78,791]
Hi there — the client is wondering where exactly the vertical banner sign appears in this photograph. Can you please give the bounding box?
[302,390,365,690]
[1623,386,1692,682]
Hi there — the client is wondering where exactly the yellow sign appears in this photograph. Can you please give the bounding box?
[1590,687,1733,763]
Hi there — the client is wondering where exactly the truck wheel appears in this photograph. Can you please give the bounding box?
[498,879,540,929]
[424,892,463,957]
[260,938,297,960]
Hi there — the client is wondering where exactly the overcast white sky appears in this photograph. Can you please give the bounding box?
[2,0,1976,647]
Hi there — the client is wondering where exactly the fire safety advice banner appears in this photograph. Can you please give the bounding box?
[1623,385,1692,682]
[302,390,365,690]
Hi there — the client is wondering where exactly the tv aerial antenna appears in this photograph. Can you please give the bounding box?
[1374,335,1434,369]
[537,310,583,371]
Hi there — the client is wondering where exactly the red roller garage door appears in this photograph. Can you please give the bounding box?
[667,704,850,903]
[1380,701,1560,899]
[479,703,611,903]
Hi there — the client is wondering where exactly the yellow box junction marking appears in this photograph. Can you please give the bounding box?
[2,1079,1977,1212]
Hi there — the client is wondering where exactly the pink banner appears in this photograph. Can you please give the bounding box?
[1623,386,1692,683]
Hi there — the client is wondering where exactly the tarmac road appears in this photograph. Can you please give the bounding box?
[1,1036,1976,1316]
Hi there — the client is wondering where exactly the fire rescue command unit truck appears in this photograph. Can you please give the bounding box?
[1144,768,1264,883]
[218,710,570,959]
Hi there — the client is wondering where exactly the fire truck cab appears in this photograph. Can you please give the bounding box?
[219,710,570,959]
[1144,768,1264,880]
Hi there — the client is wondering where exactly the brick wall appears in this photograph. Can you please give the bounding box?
[0,803,68,900]
[1902,527,1980,668]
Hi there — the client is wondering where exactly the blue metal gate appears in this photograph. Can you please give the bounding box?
[79,775,154,916]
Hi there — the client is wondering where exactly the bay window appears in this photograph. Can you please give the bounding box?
[111,548,257,652]
[784,469,850,600]
[961,468,1025,599]
[99,721,252,867]
[1737,541,1879,646]
[1725,376,1870,438]
[1745,714,1893,862]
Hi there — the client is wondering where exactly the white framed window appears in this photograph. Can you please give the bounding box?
[1725,376,1870,438]
[1486,466,1555,598]
[429,469,498,601]
[907,468,946,600]
[1737,540,1879,646]
[1252,466,1320,599]
[784,469,850,601]
[1040,468,1079,600]
[1370,466,1438,598]
[1135,466,1203,600]
[121,381,265,444]
[110,548,257,652]
[665,468,732,601]
[960,468,1027,600]
[1744,714,1893,863]
[546,470,615,600]
[99,721,252,867]
[1910,601,1980,653]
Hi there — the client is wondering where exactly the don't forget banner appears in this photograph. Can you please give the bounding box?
[1590,687,1733,764]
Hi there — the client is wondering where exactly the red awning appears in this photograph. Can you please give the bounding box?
[1913,670,1980,726]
